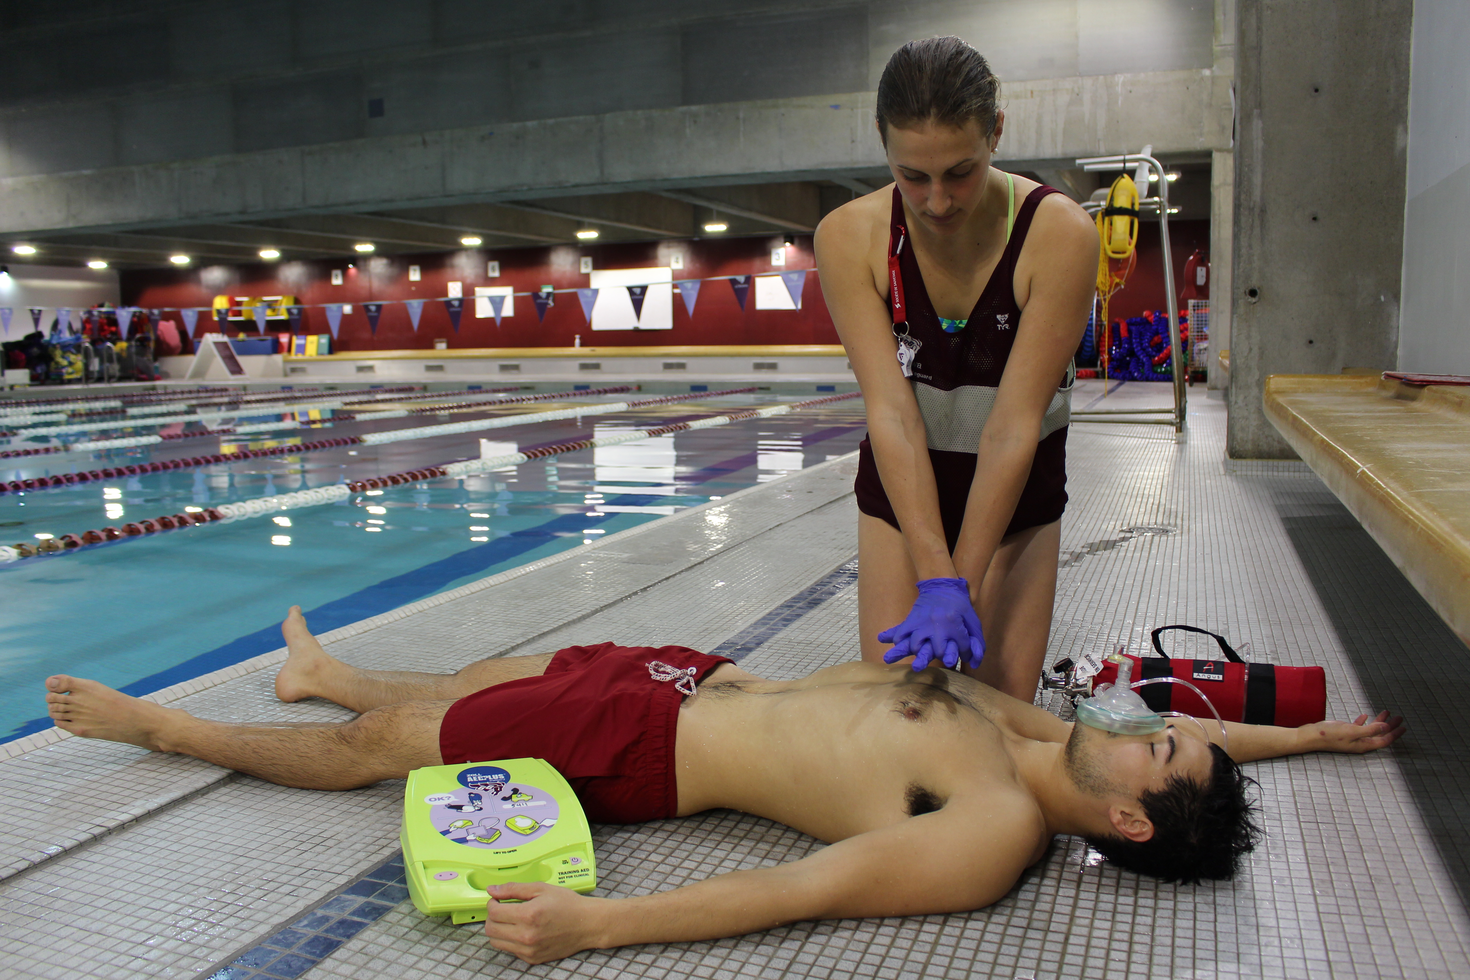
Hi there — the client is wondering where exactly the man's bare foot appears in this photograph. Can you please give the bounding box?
[45,675,175,750]
[275,606,339,703]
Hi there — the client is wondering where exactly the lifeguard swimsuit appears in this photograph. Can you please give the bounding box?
[854,177,1073,550]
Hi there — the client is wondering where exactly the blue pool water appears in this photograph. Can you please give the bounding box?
[0,388,866,742]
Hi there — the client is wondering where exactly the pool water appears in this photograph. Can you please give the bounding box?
[0,389,866,742]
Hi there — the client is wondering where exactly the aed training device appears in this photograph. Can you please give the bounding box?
[401,758,596,925]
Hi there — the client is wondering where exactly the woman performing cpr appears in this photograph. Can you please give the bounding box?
[814,38,1097,701]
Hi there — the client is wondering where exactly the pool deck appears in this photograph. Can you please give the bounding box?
[3,385,1469,980]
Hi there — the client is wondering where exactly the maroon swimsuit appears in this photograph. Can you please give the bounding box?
[855,183,1071,550]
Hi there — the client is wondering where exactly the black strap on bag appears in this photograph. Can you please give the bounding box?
[1148,625,1277,725]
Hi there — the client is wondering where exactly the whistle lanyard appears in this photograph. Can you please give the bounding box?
[889,225,908,330]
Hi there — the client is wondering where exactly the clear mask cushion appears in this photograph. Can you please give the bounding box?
[1074,674,1229,753]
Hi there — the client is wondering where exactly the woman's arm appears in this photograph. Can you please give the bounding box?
[814,199,955,581]
[949,195,1098,589]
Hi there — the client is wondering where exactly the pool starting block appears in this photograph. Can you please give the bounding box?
[401,759,596,924]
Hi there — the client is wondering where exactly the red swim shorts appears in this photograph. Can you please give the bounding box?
[438,642,733,824]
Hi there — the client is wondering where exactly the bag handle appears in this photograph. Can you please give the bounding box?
[1150,625,1246,664]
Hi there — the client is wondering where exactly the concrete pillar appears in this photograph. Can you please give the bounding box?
[1209,149,1234,390]
[1227,0,1412,457]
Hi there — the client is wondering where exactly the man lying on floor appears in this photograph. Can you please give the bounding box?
[44,606,1404,965]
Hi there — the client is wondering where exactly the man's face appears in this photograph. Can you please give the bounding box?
[1065,719,1216,802]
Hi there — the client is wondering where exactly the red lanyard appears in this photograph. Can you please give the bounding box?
[889,223,907,327]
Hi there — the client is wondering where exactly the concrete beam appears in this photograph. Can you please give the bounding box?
[0,71,1231,238]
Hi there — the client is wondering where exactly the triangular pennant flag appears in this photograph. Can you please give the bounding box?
[0,308,11,335]
[364,302,383,334]
[149,309,161,331]
[532,290,552,323]
[729,276,750,311]
[675,280,701,318]
[627,284,647,323]
[488,294,505,326]
[115,307,133,339]
[405,299,425,332]
[252,304,268,332]
[57,308,72,334]
[324,304,343,339]
[287,305,303,332]
[214,307,230,331]
[780,270,807,307]
[443,297,463,332]
[181,308,199,335]
[576,288,597,324]
[29,308,43,331]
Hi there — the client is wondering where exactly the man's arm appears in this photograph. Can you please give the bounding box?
[481,802,1041,964]
[1201,710,1406,763]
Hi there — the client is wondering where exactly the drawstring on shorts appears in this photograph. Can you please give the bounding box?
[646,661,699,697]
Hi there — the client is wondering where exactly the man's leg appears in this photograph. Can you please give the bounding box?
[275,606,553,712]
[45,674,447,790]
[969,520,1061,703]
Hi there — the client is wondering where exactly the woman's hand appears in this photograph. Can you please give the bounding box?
[879,577,985,670]
[483,882,608,964]
[1296,711,1407,754]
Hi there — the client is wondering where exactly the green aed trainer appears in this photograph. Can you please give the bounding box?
[401,758,596,924]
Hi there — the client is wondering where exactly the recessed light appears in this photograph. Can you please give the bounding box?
[1166,172,1180,182]
[354,242,376,252]
[575,229,599,240]
[259,248,281,260]
[169,254,191,265]
[87,260,109,269]
[460,236,483,247]
[702,222,728,233]
[12,244,36,256]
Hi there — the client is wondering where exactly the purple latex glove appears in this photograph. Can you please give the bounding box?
[879,577,986,671]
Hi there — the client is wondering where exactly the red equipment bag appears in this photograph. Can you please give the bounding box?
[1092,625,1327,728]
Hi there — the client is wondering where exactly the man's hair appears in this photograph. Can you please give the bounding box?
[1086,743,1262,884]
[876,37,1000,145]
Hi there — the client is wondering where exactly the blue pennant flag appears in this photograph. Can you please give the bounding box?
[251,305,267,332]
[532,289,552,323]
[405,299,425,331]
[149,309,161,331]
[324,304,343,339]
[29,308,44,331]
[576,288,597,324]
[488,294,505,326]
[675,280,701,318]
[729,276,750,311]
[287,305,304,332]
[57,308,73,334]
[181,308,199,335]
[214,307,230,332]
[0,307,10,336]
[115,307,133,339]
[443,297,463,331]
[364,302,383,334]
[627,284,647,323]
[780,270,807,307]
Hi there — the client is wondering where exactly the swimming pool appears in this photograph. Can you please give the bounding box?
[0,385,866,742]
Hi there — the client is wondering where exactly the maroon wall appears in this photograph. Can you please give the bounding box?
[120,219,1210,352]
[1101,219,1210,325]
[122,236,839,353]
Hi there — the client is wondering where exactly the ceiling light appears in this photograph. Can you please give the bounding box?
[169,254,191,265]
[576,228,599,240]
[1166,172,1180,182]
[354,242,376,252]
[12,244,36,256]
[87,260,109,270]
[1167,207,1181,214]
[259,248,281,260]
[703,221,728,233]
[460,236,483,246]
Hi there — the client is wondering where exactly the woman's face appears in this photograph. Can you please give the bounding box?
[883,115,1002,234]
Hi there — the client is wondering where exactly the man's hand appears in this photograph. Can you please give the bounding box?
[1298,711,1406,754]
[483,882,606,964]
